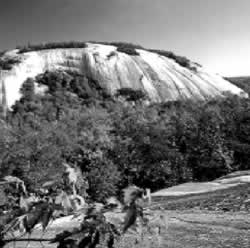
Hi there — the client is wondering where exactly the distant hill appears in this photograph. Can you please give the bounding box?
[225,76,250,94]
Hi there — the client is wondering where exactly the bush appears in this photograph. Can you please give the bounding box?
[86,158,120,202]
[0,50,6,57]
[116,46,139,56]
[116,88,146,101]
[36,70,111,102]
[113,42,142,56]
[0,57,20,70]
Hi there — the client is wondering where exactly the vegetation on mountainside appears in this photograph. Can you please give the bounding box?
[0,70,250,202]
[0,57,21,70]
[111,42,141,56]
[17,41,141,56]
[17,41,88,53]
[116,46,140,56]
[0,51,6,57]
[16,41,195,68]
[116,88,147,102]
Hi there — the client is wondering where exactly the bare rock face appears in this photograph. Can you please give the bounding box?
[0,43,247,109]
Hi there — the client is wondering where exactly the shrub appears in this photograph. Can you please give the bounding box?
[107,51,116,59]
[0,50,6,57]
[113,42,142,56]
[116,88,146,102]
[86,158,120,202]
[116,46,139,56]
[0,57,20,70]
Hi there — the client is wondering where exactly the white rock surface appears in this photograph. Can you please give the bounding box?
[152,174,250,197]
[0,43,247,108]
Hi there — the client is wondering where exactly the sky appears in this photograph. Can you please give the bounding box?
[0,0,249,76]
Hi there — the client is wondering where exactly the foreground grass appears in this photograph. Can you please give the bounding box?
[118,210,250,248]
[5,210,250,248]
[5,184,250,247]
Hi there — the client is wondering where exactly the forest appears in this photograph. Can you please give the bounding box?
[1,71,250,202]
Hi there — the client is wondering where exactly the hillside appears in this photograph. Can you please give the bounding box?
[151,171,250,212]
[0,42,246,110]
[226,76,250,94]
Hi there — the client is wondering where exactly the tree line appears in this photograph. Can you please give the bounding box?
[0,70,250,201]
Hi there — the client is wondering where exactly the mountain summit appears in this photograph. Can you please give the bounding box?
[0,42,247,110]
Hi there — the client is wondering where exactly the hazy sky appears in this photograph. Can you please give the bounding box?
[0,0,249,76]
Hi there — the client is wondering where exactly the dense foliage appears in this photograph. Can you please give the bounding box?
[116,88,147,102]
[0,51,6,57]
[0,57,21,70]
[1,71,250,201]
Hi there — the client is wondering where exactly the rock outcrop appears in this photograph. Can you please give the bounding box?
[0,43,247,110]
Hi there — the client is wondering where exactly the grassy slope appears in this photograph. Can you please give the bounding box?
[8,210,250,248]
[151,183,250,212]
[119,210,250,248]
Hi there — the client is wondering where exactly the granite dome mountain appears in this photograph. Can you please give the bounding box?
[0,42,247,110]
